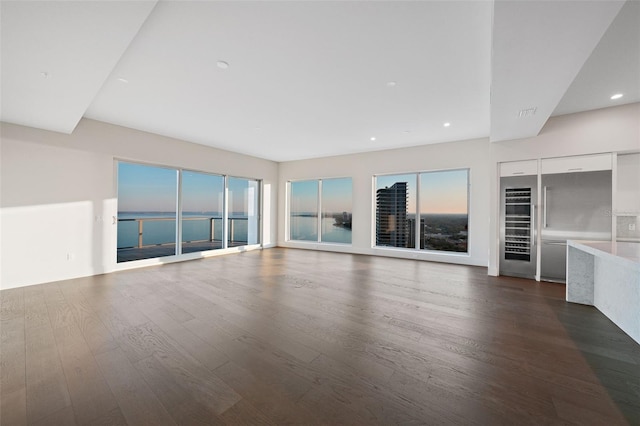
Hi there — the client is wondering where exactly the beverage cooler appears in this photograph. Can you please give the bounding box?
[499,155,613,282]
[500,175,537,279]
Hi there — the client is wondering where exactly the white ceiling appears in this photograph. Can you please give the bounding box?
[1,1,637,162]
[552,0,640,116]
[0,1,157,133]
[490,0,625,142]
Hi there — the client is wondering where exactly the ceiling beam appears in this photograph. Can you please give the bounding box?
[1,1,158,134]
[490,0,625,143]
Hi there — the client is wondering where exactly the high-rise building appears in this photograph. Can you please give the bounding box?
[376,182,408,247]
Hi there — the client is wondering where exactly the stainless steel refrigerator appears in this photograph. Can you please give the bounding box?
[500,175,537,279]
[540,170,612,282]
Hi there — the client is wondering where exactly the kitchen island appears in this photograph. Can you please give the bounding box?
[566,240,640,345]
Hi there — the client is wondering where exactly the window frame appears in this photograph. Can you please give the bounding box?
[116,159,262,263]
[373,168,470,254]
[287,177,353,245]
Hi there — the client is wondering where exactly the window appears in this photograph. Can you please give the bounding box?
[419,169,469,252]
[375,174,416,248]
[289,178,352,244]
[116,161,261,262]
[375,169,468,253]
[321,178,352,244]
[290,180,318,241]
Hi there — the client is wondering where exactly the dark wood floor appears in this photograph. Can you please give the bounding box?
[2,248,639,425]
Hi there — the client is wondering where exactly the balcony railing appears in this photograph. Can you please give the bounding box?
[117,216,250,249]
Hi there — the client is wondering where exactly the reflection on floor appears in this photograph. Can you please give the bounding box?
[2,248,639,424]
[117,240,250,262]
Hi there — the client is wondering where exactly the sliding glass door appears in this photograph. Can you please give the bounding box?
[117,162,261,262]
[227,177,260,247]
[181,171,225,254]
[117,162,178,262]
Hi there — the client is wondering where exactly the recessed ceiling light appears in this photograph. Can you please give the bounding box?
[117,77,129,83]
[386,81,397,87]
[40,72,49,79]
[403,130,411,134]
[610,93,623,100]
[217,61,229,69]
[370,137,376,141]
[443,122,451,127]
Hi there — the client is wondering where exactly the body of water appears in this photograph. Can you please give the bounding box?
[290,216,352,244]
[118,212,461,249]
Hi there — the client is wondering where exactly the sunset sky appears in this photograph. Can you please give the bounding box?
[118,162,257,214]
[118,161,467,217]
[420,169,468,214]
[376,170,468,214]
[290,178,352,214]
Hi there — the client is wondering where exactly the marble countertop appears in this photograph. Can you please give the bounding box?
[568,240,640,270]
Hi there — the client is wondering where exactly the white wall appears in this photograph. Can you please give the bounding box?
[278,103,639,273]
[0,119,279,289]
[2,103,638,289]
[278,138,492,267]
[489,103,640,274]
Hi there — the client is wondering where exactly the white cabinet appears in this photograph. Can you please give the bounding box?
[616,153,640,241]
[617,153,640,213]
[541,153,612,175]
[500,160,538,177]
